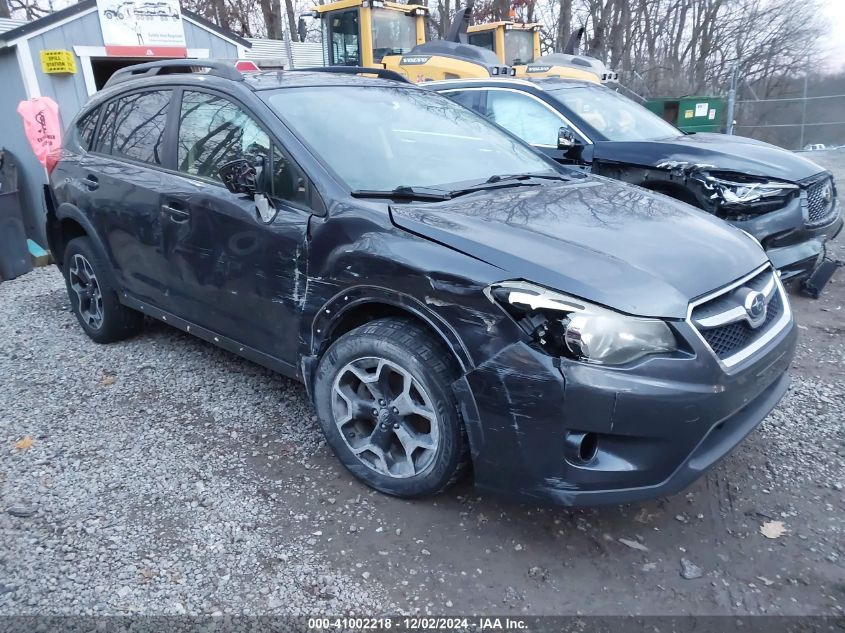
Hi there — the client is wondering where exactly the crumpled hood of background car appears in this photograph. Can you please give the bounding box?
[594,132,825,182]
[390,176,769,319]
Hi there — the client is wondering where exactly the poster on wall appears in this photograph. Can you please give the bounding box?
[97,0,187,57]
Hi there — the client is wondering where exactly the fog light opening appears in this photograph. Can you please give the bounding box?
[565,431,599,465]
[578,432,598,462]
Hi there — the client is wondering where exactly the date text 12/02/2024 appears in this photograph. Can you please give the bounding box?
[307,617,529,630]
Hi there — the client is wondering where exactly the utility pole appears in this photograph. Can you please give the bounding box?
[725,64,738,135]
[799,73,809,150]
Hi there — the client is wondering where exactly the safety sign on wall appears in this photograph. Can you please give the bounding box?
[40,50,77,74]
[96,0,187,57]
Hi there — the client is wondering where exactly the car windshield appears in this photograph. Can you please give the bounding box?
[267,86,556,192]
[548,85,680,141]
[372,9,416,62]
[505,30,535,64]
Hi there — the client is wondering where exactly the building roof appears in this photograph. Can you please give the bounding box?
[0,0,251,48]
[0,17,27,34]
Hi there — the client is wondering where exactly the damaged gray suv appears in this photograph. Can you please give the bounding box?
[47,61,796,506]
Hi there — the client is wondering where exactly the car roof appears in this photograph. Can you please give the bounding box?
[77,68,417,122]
[424,77,599,91]
[107,69,411,92]
[96,60,419,102]
[244,70,409,91]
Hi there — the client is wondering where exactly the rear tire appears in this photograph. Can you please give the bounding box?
[313,318,469,498]
[62,237,143,344]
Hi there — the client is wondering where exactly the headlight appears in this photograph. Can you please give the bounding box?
[698,172,798,208]
[487,282,677,365]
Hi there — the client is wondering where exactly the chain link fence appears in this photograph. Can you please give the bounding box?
[732,79,845,151]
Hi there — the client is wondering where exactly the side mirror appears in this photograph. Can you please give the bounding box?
[557,127,578,150]
[218,155,267,197]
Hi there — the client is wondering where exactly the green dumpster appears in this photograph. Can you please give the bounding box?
[645,96,725,133]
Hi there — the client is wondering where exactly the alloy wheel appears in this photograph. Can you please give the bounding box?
[68,253,104,330]
[331,357,440,478]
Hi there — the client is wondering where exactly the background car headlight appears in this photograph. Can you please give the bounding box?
[487,282,677,365]
[697,171,798,213]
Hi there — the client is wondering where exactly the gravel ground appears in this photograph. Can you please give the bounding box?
[0,153,842,617]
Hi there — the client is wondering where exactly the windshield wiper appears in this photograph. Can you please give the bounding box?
[447,172,571,198]
[351,174,572,202]
[485,172,571,184]
[351,186,452,201]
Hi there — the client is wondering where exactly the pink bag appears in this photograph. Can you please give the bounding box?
[17,96,62,170]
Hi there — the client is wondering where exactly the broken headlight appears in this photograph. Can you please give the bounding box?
[487,282,677,365]
[700,172,798,212]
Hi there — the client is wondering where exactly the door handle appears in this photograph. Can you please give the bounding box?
[162,204,189,223]
[81,175,99,190]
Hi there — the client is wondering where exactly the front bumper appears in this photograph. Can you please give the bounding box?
[456,311,797,507]
[737,198,842,282]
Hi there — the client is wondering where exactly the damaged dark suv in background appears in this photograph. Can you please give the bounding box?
[430,78,843,283]
[47,61,796,507]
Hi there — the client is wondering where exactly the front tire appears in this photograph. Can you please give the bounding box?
[62,237,143,344]
[313,318,469,498]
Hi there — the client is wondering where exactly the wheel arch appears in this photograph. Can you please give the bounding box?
[51,204,115,283]
[304,289,485,477]
[310,288,473,374]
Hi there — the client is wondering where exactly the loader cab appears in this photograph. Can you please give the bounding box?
[468,21,617,83]
[467,22,541,66]
[315,0,427,68]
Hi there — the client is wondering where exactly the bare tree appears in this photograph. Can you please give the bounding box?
[7,0,49,20]
[259,0,284,39]
[284,0,300,41]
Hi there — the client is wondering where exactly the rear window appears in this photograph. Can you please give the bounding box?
[95,90,171,165]
[75,108,99,151]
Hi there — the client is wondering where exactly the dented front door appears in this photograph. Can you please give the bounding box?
[160,89,311,364]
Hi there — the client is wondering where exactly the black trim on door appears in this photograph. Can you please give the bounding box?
[172,85,321,215]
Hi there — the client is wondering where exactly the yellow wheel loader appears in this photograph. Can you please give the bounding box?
[466,22,618,83]
[308,0,513,82]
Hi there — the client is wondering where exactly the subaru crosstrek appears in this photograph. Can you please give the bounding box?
[45,60,797,506]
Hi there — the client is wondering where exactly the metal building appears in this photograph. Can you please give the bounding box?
[245,38,324,69]
[0,0,251,248]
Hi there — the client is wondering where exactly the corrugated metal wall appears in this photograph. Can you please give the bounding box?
[291,43,324,67]
[245,38,324,68]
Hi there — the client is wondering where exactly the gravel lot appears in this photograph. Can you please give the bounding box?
[0,152,842,617]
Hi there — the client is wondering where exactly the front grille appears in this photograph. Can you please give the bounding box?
[804,176,837,227]
[700,292,782,358]
[690,267,789,367]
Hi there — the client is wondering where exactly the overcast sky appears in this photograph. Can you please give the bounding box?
[823,0,845,71]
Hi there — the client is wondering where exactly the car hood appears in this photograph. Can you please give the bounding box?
[389,177,768,319]
[593,132,825,182]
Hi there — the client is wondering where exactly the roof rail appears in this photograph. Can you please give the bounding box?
[289,66,411,84]
[104,59,243,88]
